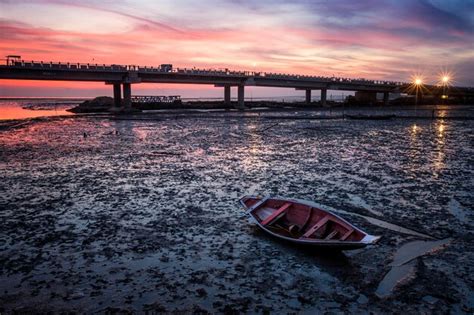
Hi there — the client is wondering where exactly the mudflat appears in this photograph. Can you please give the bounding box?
[0,109,472,313]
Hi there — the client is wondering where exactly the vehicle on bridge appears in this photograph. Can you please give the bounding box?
[6,55,21,66]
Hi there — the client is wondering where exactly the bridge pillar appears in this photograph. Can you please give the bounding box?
[123,83,132,109]
[321,88,327,107]
[237,85,245,110]
[224,85,231,106]
[305,89,311,104]
[113,83,121,107]
[383,92,389,106]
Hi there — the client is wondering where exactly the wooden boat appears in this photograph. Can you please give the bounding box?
[240,196,380,250]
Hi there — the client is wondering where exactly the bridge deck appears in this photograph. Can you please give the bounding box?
[0,59,406,91]
[1,59,473,103]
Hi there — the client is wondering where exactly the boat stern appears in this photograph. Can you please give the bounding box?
[361,234,382,245]
[239,195,251,209]
[239,195,264,210]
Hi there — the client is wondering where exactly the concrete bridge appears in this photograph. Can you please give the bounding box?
[1,58,473,109]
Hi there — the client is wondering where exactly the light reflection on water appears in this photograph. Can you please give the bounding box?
[433,120,446,174]
[240,122,265,172]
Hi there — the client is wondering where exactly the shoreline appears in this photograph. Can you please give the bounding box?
[1,103,473,123]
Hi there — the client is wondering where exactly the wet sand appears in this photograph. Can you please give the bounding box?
[0,109,473,313]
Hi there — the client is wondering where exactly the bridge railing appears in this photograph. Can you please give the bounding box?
[131,95,181,103]
[5,59,142,72]
[3,58,407,86]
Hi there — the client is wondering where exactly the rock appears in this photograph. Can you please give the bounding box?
[196,288,207,297]
[422,295,438,305]
[67,96,114,113]
[108,106,141,114]
[69,291,85,300]
[357,294,369,304]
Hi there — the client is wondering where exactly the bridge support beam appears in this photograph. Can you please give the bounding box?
[237,85,245,110]
[123,83,132,109]
[305,89,312,104]
[224,85,231,106]
[113,83,121,107]
[321,88,327,107]
[383,92,389,106]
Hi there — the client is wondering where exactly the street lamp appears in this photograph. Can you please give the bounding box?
[414,77,423,115]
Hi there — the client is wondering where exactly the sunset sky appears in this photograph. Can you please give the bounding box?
[1,0,473,97]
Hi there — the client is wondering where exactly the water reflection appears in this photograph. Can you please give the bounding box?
[407,123,423,176]
[0,101,75,120]
[437,110,447,118]
[438,124,445,136]
[240,122,264,172]
[433,120,446,174]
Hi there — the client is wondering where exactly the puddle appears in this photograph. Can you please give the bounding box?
[375,238,451,298]
[361,216,434,239]
[390,238,451,267]
[375,260,417,298]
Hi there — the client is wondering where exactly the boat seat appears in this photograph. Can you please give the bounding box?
[261,202,292,226]
[324,230,338,240]
[340,229,354,241]
[300,207,313,230]
[302,216,330,238]
[246,196,270,214]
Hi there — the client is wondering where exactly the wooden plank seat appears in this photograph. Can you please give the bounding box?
[261,202,292,226]
[340,228,354,241]
[300,206,313,230]
[301,216,330,238]
[246,196,270,214]
[324,230,339,240]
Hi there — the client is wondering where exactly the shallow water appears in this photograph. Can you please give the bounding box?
[0,106,473,313]
[375,238,451,298]
[0,99,79,120]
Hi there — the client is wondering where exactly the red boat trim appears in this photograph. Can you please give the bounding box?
[261,202,292,226]
[240,195,381,247]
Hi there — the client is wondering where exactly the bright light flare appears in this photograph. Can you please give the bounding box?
[406,74,427,98]
[410,74,425,86]
[437,70,454,87]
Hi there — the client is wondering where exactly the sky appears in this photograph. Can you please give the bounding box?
[0,0,473,97]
